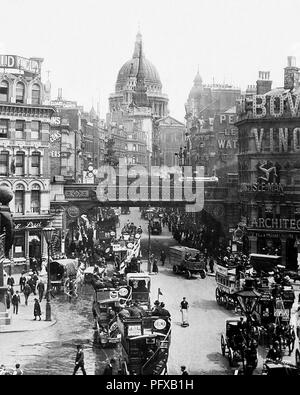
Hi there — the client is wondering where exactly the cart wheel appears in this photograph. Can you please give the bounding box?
[296,349,300,368]
[200,271,206,279]
[221,335,226,356]
[173,265,178,274]
[186,271,192,279]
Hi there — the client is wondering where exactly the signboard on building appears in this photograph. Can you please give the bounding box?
[249,218,300,231]
[0,55,41,74]
[15,220,48,230]
[214,113,239,152]
[67,206,80,218]
[241,93,300,119]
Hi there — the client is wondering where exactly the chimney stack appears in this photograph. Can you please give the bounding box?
[256,71,272,95]
[57,88,62,100]
[284,56,300,90]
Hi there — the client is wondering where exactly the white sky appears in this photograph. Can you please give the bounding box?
[2,0,300,121]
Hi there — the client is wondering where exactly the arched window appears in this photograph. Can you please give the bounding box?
[31,184,41,213]
[16,82,25,103]
[15,184,25,214]
[0,151,9,175]
[0,80,9,102]
[31,152,41,176]
[15,152,25,176]
[32,84,41,105]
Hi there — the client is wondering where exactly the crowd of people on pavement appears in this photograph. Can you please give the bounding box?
[5,270,44,320]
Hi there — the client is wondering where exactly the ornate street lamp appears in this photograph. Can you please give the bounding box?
[145,208,154,273]
[235,278,261,320]
[43,227,56,321]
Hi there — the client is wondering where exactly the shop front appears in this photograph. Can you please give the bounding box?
[247,223,300,270]
[12,217,52,271]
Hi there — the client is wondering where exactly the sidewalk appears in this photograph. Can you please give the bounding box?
[0,292,57,334]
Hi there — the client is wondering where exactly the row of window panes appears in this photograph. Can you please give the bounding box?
[0,81,41,104]
[15,187,41,214]
[0,120,41,139]
[0,152,41,176]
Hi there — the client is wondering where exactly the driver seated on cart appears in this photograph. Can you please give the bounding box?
[237,317,247,332]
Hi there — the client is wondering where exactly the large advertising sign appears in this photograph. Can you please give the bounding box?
[0,55,41,74]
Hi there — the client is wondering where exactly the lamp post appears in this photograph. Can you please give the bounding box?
[43,227,56,321]
[235,278,261,374]
[146,209,153,273]
[235,278,261,322]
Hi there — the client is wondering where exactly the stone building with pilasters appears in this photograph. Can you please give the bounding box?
[0,55,55,271]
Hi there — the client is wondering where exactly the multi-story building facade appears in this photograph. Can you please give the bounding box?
[0,55,55,268]
[49,92,106,254]
[153,116,185,167]
[236,57,300,269]
[183,72,241,238]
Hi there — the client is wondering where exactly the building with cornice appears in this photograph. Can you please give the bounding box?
[0,56,55,270]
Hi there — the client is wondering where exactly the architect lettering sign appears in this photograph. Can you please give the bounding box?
[249,218,300,231]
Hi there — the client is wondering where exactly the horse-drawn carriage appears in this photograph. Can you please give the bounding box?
[221,319,246,367]
[92,285,132,347]
[262,349,300,376]
[215,263,244,309]
[50,258,78,292]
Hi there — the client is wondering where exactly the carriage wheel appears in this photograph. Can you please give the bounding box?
[296,349,300,368]
[216,288,222,305]
[221,335,226,356]
[288,340,295,355]
[289,333,296,355]
[173,265,178,274]
[200,270,206,279]
[224,296,231,310]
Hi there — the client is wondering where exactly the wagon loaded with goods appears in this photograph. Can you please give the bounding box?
[169,246,206,279]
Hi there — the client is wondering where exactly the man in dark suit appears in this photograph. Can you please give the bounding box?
[12,291,21,314]
[73,345,87,375]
